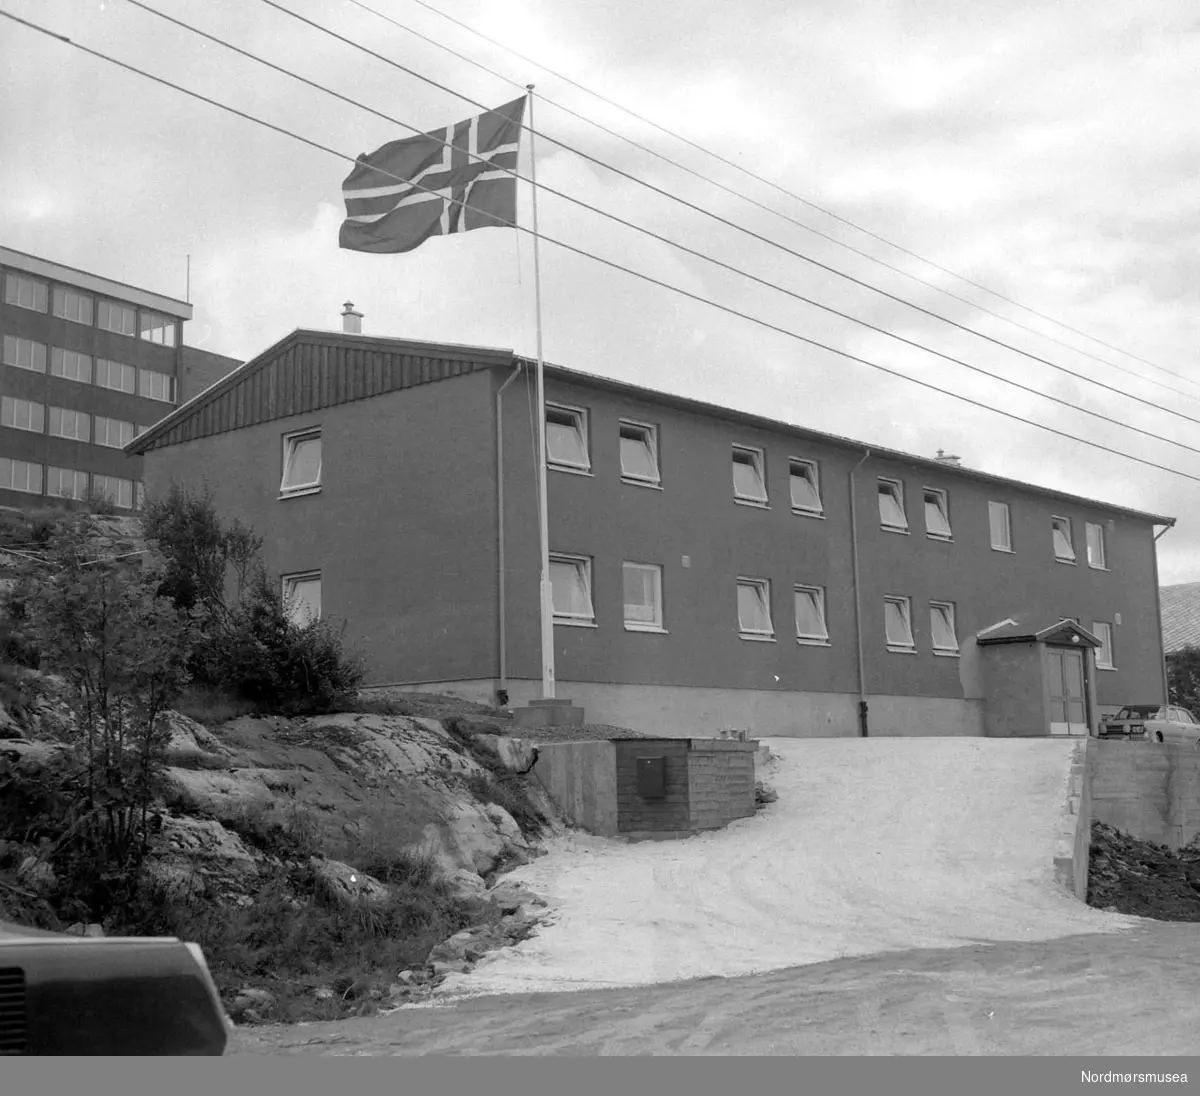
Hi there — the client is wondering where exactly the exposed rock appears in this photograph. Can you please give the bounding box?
[151,816,260,884]
[16,856,56,894]
[310,858,390,905]
[313,986,334,1001]
[469,733,538,773]
[427,930,477,965]
[429,958,469,978]
[159,710,232,767]
[448,868,487,899]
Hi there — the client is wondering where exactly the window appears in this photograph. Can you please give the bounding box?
[0,458,43,496]
[884,595,915,650]
[1052,516,1075,562]
[1093,622,1115,670]
[4,273,48,312]
[794,585,829,645]
[95,416,134,448]
[52,287,93,326]
[789,459,822,516]
[732,445,767,504]
[1086,522,1107,570]
[92,475,133,509]
[95,358,136,394]
[139,369,176,403]
[48,407,91,442]
[280,429,322,496]
[618,420,660,485]
[878,478,907,531]
[282,572,322,627]
[623,562,664,631]
[1,397,45,434]
[930,601,959,654]
[97,299,136,336]
[545,403,590,472]
[924,487,952,539]
[989,501,1012,552]
[3,335,47,373]
[737,578,773,639]
[139,310,177,347]
[549,553,594,625]
[50,347,93,384]
[47,467,89,501]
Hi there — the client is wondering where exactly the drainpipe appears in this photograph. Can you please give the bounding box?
[495,363,523,706]
[1154,520,1176,706]
[849,449,872,736]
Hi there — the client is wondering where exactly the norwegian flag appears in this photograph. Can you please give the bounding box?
[339,97,526,255]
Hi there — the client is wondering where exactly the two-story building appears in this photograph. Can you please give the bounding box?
[0,247,240,510]
[127,318,1174,738]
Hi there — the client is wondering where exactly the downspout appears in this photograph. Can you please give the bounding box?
[495,363,523,706]
[1154,519,1176,706]
[849,448,872,736]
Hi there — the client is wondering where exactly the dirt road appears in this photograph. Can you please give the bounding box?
[233,922,1200,1055]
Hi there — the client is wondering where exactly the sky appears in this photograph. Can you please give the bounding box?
[3,0,1200,580]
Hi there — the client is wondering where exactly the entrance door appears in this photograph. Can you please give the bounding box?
[1048,646,1088,736]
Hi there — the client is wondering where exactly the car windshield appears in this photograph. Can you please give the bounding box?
[1115,707,1154,719]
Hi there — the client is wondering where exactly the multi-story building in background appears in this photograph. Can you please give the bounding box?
[0,246,239,511]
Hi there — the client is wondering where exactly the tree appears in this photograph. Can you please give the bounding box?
[1167,647,1200,712]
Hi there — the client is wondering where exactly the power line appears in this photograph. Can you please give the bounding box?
[252,0,1200,432]
[404,0,1200,393]
[6,7,1200,488]
[344,0,1200,409]
[116,0,1200,459]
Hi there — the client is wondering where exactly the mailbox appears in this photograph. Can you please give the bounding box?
[635,755,667,799]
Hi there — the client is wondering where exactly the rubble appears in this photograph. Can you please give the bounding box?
[1087,822,1200,921]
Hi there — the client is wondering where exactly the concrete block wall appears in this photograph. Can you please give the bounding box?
[532,740,619,838]
[614,739,691,833]
[687,740,757,831]
[1052,738,1092,901]
[1088,739,1200,851]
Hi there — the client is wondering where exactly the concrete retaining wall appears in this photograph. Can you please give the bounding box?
[1088,738,1200,851]
[1053,738,1092,901]
[532,741,619,838]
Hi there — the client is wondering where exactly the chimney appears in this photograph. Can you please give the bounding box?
[341,301,363,335]
[934,448,962,467]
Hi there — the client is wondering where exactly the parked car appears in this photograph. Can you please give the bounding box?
[0,919,228,1055]
[1100,705,1158,738]
[1145,706,1200,747]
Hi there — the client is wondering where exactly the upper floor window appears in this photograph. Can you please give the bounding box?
[923,487,952,539]
[623,561,664,632]
[282,572,322,627]
[49,406,91,442]
[878,478,907,532]
[732,445,767,505]
[95,358,136,394]
[545,403,590,473]
[52,287,93,326]
[139,310,177,347]
[789,458,822,516]
[51,347,93,384]
[95,416,135,449]
[4,273,48,313]
[3,335,47,374]
[549,553,595,625]
[1052,516,1075,563]
[619,420,660,486]
[794,584,829,645]
[1,396,45,435]
[280,428,322,497]
[138,368,176,403]
[884,595,915,651]
[1086,522,1107,570]
[737,577,774,640]
[1093,621,1115,670]
[0,457,43,496]
[989,501,1012,552]
[97,299,137,336]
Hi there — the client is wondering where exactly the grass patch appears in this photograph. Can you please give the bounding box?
[220,801,325,862]
[172,684,260,727]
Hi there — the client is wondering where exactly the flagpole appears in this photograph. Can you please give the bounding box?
[526,84,555,701]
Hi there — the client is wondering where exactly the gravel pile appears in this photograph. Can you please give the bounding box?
[1087,822,1200,921]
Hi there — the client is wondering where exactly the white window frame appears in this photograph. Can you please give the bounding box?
[549,552,595,626]
[280,428,322,497]
[135,481,145,511]
[139,310,177,347]
[544,402,591,474]
[789,458,823,517]
[878,477,908,532]
[282,571,323,628]
[3,335,47,374]
[95,416,134,449]
[50,347,93,384]
[97,299,137,336]
[989,501,1012,552]
[1052,515,1076,563]
[794,584,829,645]
[732,444,768,506]
[923,487,952,540]
[52,286,93,326]
[618,419,660,486]
[47,466,89,502]
[884,595,916,652]
[1086,522,1107,570]
[1,396,45,435]
[138,368,176,403]
[1093,621,1115,670]
[92,475,134,510]
[4,273,48,313]
[736,577,774,640]
[49,406,91,442]
[0,458,43,496]
[930,600,959,655]
[622,561,665,632]
[95,358,136,394]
